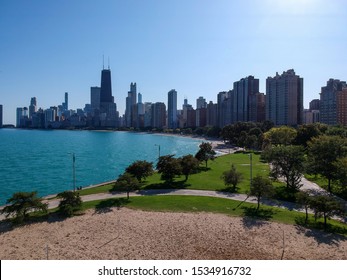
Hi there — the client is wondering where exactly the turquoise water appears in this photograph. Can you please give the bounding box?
[0,129,201,205]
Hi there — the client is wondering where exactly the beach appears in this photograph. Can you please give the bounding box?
[0,208,346,260]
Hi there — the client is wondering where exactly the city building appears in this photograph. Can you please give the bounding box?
[233,76,259,122]
[266,69,303,126]
[0,104,3,127]
[151,102,166,129]
[196,96,207,109]
[320,79,347,125]
[337,88,347,126]
[167,89,177,129]
[309,99,320,111]
[206,101,218,127]
[62,92,68,111]
[249,92,266,123]
[90,86,101,110]
[29,97,37,119]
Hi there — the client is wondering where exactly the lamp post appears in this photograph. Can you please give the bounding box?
[155,144,161,160]
[249,153,253,188]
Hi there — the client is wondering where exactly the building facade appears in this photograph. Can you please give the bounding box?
[0,104,3,127]
[151,102,166,129]
[167,89,177,129]
[266,69,303,126]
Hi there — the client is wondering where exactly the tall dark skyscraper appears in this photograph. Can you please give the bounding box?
[100,69,113,103]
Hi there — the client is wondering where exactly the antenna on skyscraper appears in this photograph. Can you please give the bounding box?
[108,57,110,70]
[103,54,105,69]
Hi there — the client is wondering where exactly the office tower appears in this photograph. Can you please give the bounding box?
[144,102,152,128]
[90,86,101,110]
[196,96,207,109]
[337,88,347,126]
[168,89,177,129]
[266,69,303,126]
[16,107,23,127]
[196,108,207,127]
[29,97,37,119]
[137,92,145,128]
[309,99,320,111]
[233,76,259,122]
[100,69,113,103]
[125,82,137,127]
[249,92,266,123]
[98,66,118,127]
[62,92,68,111]
[0,104,3,127]
[207,101,218,127]
[320,79,347,125]
[217,91,234,128]
[151,102,166,129]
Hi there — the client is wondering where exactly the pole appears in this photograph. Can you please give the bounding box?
[73,153,76,192]
[249,153,253,187]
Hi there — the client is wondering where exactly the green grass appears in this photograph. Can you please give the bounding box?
[141,152,272,193]
[80,195,347,235]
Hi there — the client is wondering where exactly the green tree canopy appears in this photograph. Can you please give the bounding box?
[221,164,243,192]
[262,145,305,192]
[113,172,140,199]
[307,135,347,192]
[263,126,297,146]
[156,155,182,183]
[125,160,154,182]
[57,191,82,217]
[1,191,48,223]
[179,154,200,181]
[249,175,274,210]
[195,142,216,168]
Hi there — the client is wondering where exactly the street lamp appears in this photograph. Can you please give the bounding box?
[249,153,253,188]
[154,144,161,159]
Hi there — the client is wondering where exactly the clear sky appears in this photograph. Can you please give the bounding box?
[0,0,346,125]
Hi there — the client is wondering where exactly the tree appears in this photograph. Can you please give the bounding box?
[333,157,347,189]
[221,164,243,192]
[179,154,199,181]
[156,155,182,183]
[57,191,82,217]
[262,145,305,192]
[113,172,140,199]
[295,190,312,224]
[307,135,347,193]
[295,123,324,147]
[1,191,48,223]
[249,175,274,211]
[263,126,297,146]
[195,142,216,168]
[125,160,154,182]
[309,195,345,229]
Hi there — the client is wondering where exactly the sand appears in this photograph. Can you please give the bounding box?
[0,208,346,260]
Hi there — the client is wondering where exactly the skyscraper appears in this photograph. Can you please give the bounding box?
[168,89,177,129]
[0,104,3,127]
[196,96,207,109]
[125,82,137,127]
[90,86,101,110]
[62,92,69,111]
[320,79,347,125]
[266,69,303,126]
[29,97,37,119]
[233,76,259,122]
[100,69,113,103]
[151,102,166,129]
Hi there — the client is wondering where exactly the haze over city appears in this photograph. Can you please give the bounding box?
[1,0,346,125]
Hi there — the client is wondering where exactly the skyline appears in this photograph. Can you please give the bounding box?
[1,0,347,125]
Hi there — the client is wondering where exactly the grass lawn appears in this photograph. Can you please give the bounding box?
[141,152,273,193]
[79,195,347,236]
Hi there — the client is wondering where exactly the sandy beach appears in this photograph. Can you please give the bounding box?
[0,208,346,260]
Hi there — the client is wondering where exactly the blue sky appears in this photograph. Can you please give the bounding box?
[1,0,346,125]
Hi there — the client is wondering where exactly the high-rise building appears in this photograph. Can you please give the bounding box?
[125,82,137,127]
[249,92,265,123]
[29,97,37,119]
[90,86,101,110]
[266,69,303,126]
[196,96,207,109]
[233,76,259,122]
[62,92,68,111]
[320,79,347,125]
[207,101,218,127]
[0,104,3,127]
[168,89,177,129]
[309,99,320,111]
[100,69,113,103]
[337,88,347,126]
[151,102,166,129]
[217,91,228,128]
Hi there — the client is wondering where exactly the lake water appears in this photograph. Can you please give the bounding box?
[0,129,202,205]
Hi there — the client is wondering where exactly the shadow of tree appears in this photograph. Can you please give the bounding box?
[217,186,238,193]
[94,198,129,215]
[241,206,275,229]
[143,180,191,190]
[295,217,347,245]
